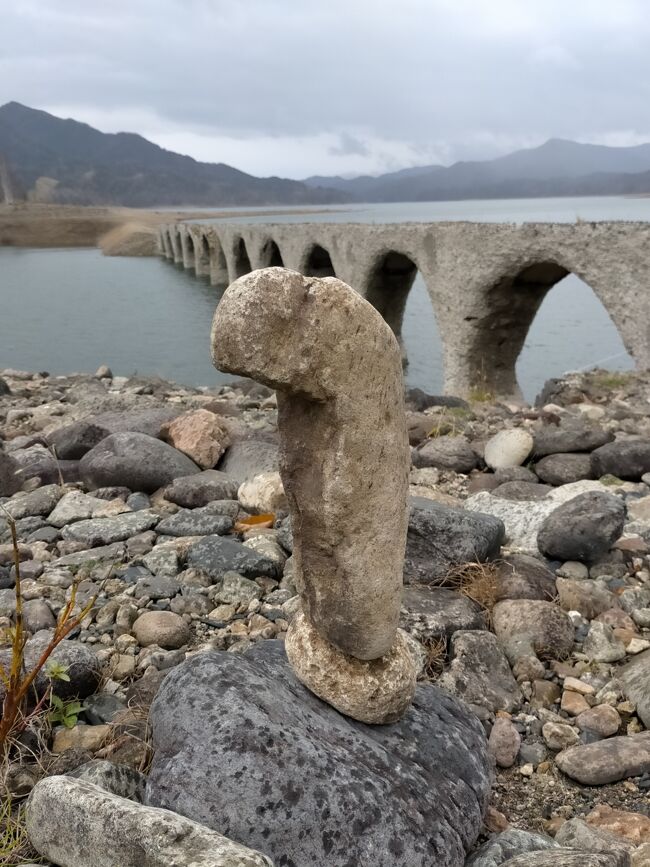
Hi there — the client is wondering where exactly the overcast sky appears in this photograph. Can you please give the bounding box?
[2,0,649,178]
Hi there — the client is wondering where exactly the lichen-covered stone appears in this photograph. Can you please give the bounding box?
[147,640,492,867]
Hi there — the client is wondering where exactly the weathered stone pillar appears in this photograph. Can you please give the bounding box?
[211,267,416,723]
[179,227,195,270]
[169,227,183,265]
[159,228,173,259]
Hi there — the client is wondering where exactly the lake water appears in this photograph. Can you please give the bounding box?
[1,195,646,402]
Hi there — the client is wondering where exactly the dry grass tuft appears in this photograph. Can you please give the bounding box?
[433,560,501,627]
[420,637,447,681]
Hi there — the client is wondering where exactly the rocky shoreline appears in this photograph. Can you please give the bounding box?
[2,364,650,865]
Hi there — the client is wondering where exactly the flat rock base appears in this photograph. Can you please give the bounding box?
[146,640,491,867]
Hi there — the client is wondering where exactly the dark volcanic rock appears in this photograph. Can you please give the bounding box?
[155,509,232,538]
[0,634,101,704]
[535,453,594,486]
[11,445,80,485]
[591,440,650,481]
[187,535,281,580]
[0,376,11,395]
[89,407,181,438]
[532,420,613,457]
[164,470,239,508]
[147,641,491,867]
[80,432,200,493]
[47,420,109,460]
[0,450,21,497]
[412,436,478,473]
[537,491,626,562]
[437,630,522,714]
[405,497,504,583]
[405,388,469,412]
[400,586,484,641]
[495,554,556,601]
[218,439,279,483]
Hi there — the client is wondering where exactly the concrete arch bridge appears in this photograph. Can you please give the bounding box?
[158,220,650,399]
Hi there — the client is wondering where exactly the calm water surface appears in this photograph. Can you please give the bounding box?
[1,196,643,402]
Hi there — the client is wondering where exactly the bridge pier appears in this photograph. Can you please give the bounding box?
[179,227,195,271]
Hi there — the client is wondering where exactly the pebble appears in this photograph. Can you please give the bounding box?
[131,611,190,649]
[488,717,521,768]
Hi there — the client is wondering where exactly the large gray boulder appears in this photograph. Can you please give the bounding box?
[405,498,504,583]
[80,432,200,493]
[26,776,272,867]
[532,419,613,457]
[591,439,650,481]
[47,420,110,460]
[537,491,626,562]
[147,641,492,867]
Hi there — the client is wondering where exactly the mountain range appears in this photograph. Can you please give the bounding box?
[0,102,343,207]
[304,138,650,201]
[2,101,650,207]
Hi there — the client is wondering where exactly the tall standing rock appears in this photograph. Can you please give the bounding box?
[211,267,415,722]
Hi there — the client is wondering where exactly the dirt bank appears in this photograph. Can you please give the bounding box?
[0,203,334,251]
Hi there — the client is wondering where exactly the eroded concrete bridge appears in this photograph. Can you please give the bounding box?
[157,220,650,398]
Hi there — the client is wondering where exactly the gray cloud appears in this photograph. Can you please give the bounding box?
[1,0,649,177]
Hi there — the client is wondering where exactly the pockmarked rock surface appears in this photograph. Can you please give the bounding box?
[147,641,492,867]
[80,431,200,493]
[284,608,417,724]
[211,268,410,662]
[26,776,273,867]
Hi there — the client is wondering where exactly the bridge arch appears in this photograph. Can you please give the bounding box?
[464,258,631,398]
[260,238,284,268]
[303,244,335,278]
[233,237,252,278]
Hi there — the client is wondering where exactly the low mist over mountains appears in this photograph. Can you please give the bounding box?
[304,139,650,202]
[2,102,650,207]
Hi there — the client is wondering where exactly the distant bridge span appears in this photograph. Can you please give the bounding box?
[158,219,650,398]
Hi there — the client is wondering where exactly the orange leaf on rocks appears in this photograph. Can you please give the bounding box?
[234,513,275,532]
